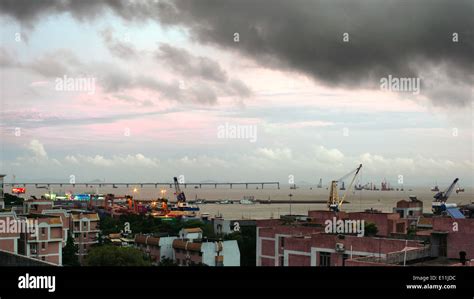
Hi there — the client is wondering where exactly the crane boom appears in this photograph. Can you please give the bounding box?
[328,164,363,212]
[173,176,186,203]
[432,178,460,215]
[338,164,363,209]
[433,178,459,202]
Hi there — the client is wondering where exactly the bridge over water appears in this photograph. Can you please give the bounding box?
[5,182,281,189]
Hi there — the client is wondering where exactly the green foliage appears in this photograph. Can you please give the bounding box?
[99,216,122,236]
[158,257,178,266]
[364,222,378,236]
[85,245,151,266]
[99,214,215,238]
[4,193,24,206]
[224,226,256,267]
[62,233,80,266]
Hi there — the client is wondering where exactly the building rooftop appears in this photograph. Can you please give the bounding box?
[71,212,99,221]
[182,228,203,233]
[172,239,202,252]
[135,234,160,246]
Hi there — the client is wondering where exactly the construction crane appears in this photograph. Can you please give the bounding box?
[174,176,187,209]
[328,164,362,212]
[432,178,459,215]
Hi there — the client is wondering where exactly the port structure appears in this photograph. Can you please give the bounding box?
[328,164,363,212]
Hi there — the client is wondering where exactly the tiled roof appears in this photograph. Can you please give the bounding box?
[135,234,160,246]
[109,233,122,239]
[71,213,99,221]
[182,228,203,233]
[172,239,202,252]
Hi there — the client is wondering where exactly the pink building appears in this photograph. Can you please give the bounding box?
[135,235,161,263]
[171,228,240,266]
[393,197,423,218]
[19,214,64,265]
[23,199,54,214]
[41,209,71,246]
[30,200,100,262]
[70,211,100,262]
[0,212,21,254]
[307,210,408,236]
[432,217,474,260]
[0,198,101,265]
[257,210,425,267]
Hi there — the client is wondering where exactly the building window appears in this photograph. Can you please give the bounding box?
[319,252,331,267]
[280,256,285,266]
[280,237,285,248]
[41,242,46,250]
[41,256,46,261]
[41,228,46,236]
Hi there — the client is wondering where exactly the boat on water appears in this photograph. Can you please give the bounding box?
[431,183,440,192]
[240,199,255,205]
[240,195,256,205]
[170,202,200,212]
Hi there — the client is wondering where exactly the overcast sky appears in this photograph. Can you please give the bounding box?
[0,0,472,186]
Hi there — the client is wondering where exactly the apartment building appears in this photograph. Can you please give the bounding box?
[172,228,240,266]
[0,211,21,254]
[18,214,64,266]
[70,211,100,262]
[256,211,427,267]
[0,199,100,265]
[135,234,176,264]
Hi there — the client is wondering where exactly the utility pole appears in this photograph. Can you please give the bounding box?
[403,239,408,266]
[288,193,293,215]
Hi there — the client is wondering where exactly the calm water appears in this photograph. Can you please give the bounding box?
[19,185,474,220]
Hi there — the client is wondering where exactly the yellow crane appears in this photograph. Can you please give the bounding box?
[328,164,362,212]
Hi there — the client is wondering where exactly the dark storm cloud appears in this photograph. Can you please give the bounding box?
[100,28,137,59]
[156,43,228,82]
[163,0,473,106]
[2,0,472,106]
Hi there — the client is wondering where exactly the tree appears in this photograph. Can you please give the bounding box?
[158,257,178,266]
[364,222,378,236]
[62,233,80,266]
[85,245,151,266]
[224,226,256,267]
[4,193,24,206]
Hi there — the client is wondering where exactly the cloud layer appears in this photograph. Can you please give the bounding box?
[2,0,472,106]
